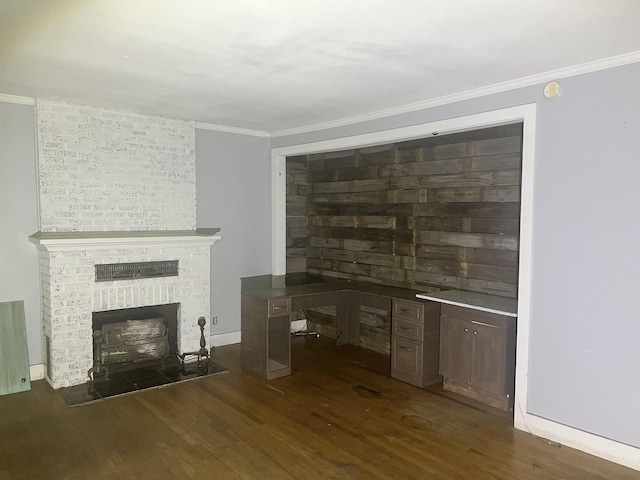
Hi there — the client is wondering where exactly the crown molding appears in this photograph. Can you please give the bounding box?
[4,51,639,137]
[195,121,270,138]
[271,51,640,138]
[0,93,35,105]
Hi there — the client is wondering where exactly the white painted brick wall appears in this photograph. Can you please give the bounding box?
[36,99,196,232]
[32,99,214,388]
[40,244,211,388]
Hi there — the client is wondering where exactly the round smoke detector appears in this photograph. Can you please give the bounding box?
[543,81,561,99]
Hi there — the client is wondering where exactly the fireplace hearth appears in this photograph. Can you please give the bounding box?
[63,301,226,407]
[59,355,228,406]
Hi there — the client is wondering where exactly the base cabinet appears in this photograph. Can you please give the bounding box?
[241,295,292,380]
[439,304,516,411]
[390,299,441,387]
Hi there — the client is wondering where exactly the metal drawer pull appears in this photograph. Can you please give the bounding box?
[400,346,413,352]
[400,327,414,331]
[471,321,501,328]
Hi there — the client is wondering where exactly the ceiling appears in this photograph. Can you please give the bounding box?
[1,0,640,134]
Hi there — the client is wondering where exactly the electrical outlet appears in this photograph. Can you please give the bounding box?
[212,316,218,325]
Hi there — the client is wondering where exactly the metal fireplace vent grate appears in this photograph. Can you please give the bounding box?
[95,261,179,282]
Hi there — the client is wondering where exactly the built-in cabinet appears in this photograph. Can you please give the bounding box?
[390,299,441,388]
[241,280,443,386]
[241,294,292,380]
[241,279,518,412]
[439,304,516,411]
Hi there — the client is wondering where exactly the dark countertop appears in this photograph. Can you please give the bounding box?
[241,275,441,303]
[241,275,517,317]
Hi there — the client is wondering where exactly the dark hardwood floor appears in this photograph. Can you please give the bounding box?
[1,336,638,480]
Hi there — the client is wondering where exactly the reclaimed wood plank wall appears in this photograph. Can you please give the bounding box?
[286,124,522,351]
[286,157,309,273]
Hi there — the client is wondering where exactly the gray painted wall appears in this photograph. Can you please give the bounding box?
[0,102,41,364]
[272,62,640,449]
[195,129,272,336]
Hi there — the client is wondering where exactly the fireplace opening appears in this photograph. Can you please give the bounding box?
[92,304,179,364]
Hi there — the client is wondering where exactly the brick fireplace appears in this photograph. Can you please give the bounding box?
[30,99,220,388]
[30,231,219,388]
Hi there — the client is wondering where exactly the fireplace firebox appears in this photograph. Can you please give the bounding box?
[89,304,179,380]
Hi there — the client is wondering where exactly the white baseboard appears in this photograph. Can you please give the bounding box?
[29,364,45,381]
[210,331,241,347]
[515,413,640,472]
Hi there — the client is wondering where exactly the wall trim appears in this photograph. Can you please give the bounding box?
[29,363,45,381]
[270,51,640,138]
[270,104,640,472]
[514,413,640,471]
[195,121,270,138]
[210,330,241,347]
[0,93,35,105]
[8,52,639,140]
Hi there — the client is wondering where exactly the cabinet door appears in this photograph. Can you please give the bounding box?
[469,321,507,396]
[439,315,472,384]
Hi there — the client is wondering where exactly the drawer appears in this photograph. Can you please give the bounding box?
[441,304,510,329]
[391,336,424,384]
[392,317,423,342]
[393,299,424,323]
[268,297,291,317]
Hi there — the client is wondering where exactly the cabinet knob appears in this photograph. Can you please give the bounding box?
[473,331,477,335]
[464,328,468,332]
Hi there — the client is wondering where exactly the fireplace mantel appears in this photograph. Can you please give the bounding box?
[29,228,221,251]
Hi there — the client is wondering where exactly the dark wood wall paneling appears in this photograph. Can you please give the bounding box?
[286,156,308,273]
[285,124,523,352]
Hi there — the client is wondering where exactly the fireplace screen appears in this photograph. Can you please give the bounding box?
[100,317,170,364]
[93,304,178,357]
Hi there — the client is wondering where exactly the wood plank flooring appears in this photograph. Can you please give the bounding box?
[1,336,638,480]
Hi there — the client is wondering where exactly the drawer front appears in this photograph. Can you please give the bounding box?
[441,304,510,329]
[393,299,424,323]
[268,297,291,317]
[392,317,423,342]
[391,337,423,381]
